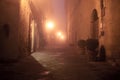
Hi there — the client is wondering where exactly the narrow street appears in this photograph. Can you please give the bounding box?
[1,0,120,80]
[0,47,120,80]
[32,47,120,80]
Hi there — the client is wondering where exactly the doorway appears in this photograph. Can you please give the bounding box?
[28,14,35,53]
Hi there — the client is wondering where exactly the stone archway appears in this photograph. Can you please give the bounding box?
[90,9,99,39]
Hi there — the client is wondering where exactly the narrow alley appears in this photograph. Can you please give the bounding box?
[1,0,120,80]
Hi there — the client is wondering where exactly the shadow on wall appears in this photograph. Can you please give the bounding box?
[99,45,106,61]
[0,24,10,63]
[3,24,10,38]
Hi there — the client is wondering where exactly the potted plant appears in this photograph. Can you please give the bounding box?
[77,40,86,54]
[86,39,99,61]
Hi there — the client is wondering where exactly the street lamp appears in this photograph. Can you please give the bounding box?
[57,32,62,36]
[46,21,55,31]
[56,31,66,41]
[45,20,55,48]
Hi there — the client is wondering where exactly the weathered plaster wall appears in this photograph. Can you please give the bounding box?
[0,0,20,61]
[104,0,120,59]
[19,0,31,57]
[0,0,31,61]
[66,0,120,60]
[67,0,101,43]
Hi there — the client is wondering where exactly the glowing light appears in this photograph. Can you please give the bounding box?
[56,31,66,41]
[46,21,54,30]
[60,35,65,40]
[57,32,62,36]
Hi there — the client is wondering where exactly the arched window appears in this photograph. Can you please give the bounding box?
[91,9,98,22]
[90,9,99,39]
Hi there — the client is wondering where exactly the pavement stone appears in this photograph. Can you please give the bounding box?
[0,55,54,80]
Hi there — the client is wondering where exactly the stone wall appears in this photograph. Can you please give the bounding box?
[66,0,101,44]
[0,0,31,62]
[19,0,32,57]
[104,0,120,60]
[66,0,120,60]
[0,0,20,61]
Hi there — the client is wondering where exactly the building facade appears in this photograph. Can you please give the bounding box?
[66,0,120,62]
[0,0,44,62]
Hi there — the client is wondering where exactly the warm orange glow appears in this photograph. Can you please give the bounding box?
[56,31,66,41]
[46,21,54,30]
[100,23,103,29]
[57,32,62,36]
[30,20,35,52]
[60,35,65,40]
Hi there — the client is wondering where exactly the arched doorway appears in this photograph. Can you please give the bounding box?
[90,9,99,39]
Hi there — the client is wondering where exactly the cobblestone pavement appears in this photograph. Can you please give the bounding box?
[0,47,120,80]
[32,47,120,80]
[0,56,54,80]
